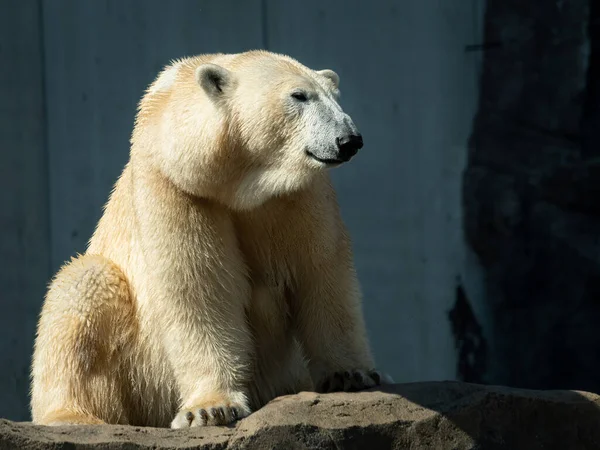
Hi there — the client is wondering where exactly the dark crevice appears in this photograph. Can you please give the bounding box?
[448,281,488,384]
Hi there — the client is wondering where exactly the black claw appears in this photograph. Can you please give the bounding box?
[353,371,364,385]
[199,409,209,424]
[333,372,344,390]
[342,371,353,391]
[370,371,381,385]
[230,407,238,420]
[214,407,226,424]
[185,411,194,423]
[321,379,331,393]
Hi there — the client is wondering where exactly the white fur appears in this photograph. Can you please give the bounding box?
[30,51,382,430]
[149,60,182,94]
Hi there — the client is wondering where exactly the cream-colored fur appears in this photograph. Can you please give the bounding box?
[30,50,391,428]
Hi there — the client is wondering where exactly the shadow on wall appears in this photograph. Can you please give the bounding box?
[448,281,488,384]
[463,0,600,392]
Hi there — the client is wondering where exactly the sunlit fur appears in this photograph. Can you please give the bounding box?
[30,50,384,428]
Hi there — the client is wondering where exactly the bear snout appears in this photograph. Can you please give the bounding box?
[335,134,363,161]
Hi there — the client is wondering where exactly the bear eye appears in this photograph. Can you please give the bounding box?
[291,91,308,102]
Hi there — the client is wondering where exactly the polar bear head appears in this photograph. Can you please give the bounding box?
[135,51,363,210]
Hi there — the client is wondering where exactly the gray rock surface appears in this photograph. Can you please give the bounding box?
[2,382,599,449]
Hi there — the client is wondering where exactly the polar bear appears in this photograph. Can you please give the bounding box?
[30,50,391,428]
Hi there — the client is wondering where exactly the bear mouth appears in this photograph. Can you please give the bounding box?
[305,150,345,166]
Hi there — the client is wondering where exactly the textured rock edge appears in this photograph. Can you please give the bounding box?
[2,381,600,449]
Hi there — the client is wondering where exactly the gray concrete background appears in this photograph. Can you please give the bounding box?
[0,0,484,420]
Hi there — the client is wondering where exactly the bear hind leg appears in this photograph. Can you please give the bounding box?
[31,254,137,426]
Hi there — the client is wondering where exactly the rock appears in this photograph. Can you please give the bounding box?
[2,382,600,449]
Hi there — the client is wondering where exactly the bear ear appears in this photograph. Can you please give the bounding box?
[196,63,234,100]
[316,69,340,89]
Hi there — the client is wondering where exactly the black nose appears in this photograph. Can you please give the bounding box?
[336,134,363,160]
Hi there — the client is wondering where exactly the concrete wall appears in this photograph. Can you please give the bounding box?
[0,0,50,422]
[0,0,484,420]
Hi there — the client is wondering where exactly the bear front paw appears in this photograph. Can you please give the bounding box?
[317,369,394,393]
[171,393,251,428]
